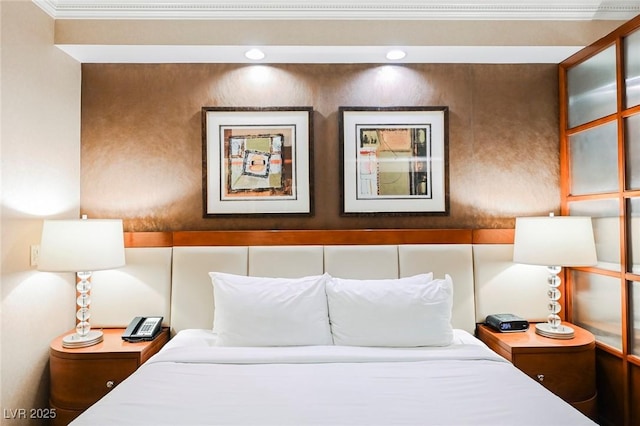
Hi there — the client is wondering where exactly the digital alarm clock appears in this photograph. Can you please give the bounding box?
[485,314,529,332]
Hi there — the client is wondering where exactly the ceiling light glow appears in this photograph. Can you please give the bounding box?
[245,48,265,61]
[246,65,273,84]
[386,49,406,61]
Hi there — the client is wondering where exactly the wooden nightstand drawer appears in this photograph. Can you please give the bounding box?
[514,350,595,402]
[50,356,138,409]
[476,322,597,420]
[49,328,169,426]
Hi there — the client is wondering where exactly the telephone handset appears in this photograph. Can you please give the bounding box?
[122,316,163,342]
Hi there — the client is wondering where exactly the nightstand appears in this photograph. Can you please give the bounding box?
[476,322,596,420]
[49,327,169,426]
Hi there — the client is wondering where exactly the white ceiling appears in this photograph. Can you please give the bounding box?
[34,1,640,64]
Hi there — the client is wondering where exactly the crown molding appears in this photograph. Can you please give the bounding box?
[32,0,640,20]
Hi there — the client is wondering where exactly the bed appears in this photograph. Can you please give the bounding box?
[78,234,596,425]
[72,329,594,426]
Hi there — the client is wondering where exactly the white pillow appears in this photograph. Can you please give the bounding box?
[209,272,333,346]
[326,273,453,347]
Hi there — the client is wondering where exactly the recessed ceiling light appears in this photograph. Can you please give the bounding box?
[386,49,407,61]
[245,48,266,61]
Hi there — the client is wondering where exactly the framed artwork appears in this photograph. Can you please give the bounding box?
[339,106,449,215]
[203,107,313,216]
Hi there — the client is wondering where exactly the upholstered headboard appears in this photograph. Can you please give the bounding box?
[169,244,477,333]
[90,230,549,336]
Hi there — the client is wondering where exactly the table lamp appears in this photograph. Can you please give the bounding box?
[513,214,597,339]
[38,217,125,348]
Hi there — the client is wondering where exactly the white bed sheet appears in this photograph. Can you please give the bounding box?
[72,329,596,426]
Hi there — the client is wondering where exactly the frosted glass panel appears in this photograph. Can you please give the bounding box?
[630,198,640,274]
[572,270,622,350]
[569,122,619,195]
[568,45,617,128]
[569,199,620,271]
[626,114,640,189]
[633,281,640,355]
[625,29,640,108]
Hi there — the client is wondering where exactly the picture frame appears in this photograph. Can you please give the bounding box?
[202,107,313,216]
[339,106,449,215]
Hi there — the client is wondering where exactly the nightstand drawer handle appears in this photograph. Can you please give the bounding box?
[106,380,115,389]
[536,374,544,382]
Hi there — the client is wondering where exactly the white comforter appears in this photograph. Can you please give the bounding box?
[72,330,596,426]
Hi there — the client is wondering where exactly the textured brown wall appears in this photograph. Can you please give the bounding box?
[81,63,559,231]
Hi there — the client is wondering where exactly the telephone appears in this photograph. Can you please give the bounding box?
[122,316,163,342]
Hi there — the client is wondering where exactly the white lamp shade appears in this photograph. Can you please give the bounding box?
[38,219,125,272]
[513,216,597,267]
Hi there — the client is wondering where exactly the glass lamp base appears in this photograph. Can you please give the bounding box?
[62,330,104,348]
[535,322,575,340]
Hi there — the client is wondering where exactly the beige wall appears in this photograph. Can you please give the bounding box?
[1,2,81,424]
[81,62,560,231]
[55,18,623,48]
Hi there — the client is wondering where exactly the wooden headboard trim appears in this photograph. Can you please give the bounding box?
[124,229,514,248]
[124,231,173,247]
[471,228,514,244]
